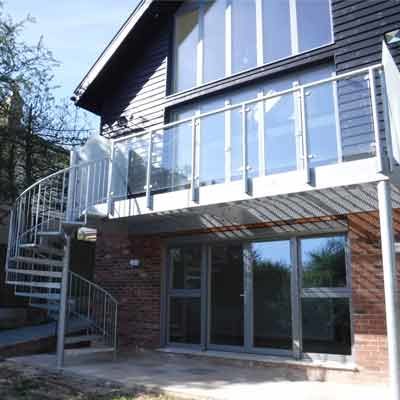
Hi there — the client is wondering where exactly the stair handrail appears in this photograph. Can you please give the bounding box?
[68,270,118,351]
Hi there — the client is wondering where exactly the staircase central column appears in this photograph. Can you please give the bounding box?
[56,233,71,370]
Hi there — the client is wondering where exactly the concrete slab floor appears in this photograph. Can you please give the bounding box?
[9,349,389,400]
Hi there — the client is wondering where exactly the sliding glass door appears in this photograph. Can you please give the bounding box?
[166,234,352,360]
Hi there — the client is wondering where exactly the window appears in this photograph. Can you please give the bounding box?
[300,235,352,355]
[168,245,203,345]
[172,0,333,93]
[167,234,353,359]
[174,5,199,92]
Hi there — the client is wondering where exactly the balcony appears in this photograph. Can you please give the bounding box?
[85,63,399,232]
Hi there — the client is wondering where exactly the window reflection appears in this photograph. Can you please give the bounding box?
[301,236,347,288]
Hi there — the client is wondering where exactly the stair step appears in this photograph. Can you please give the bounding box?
[11,256,63,268]
[65,335,102,344]
[15,292,60,300]
[7,268,62,278]
[19,243,64,257]
[64,346,115,356]
[30,302,59,311]
[7,280,61,289]
[37,231,63,237]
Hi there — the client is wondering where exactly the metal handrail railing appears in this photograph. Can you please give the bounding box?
[109,63,385,209]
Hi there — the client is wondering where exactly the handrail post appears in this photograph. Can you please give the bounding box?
[84,164,91,225]
[191,117,198,202]
[56,233,71,370]
[299,86,310,184]
[369,67,384,173]
[5,209,14,278]
[66,150,78,222]
[145,131,153,210]
[106,142,114,217]
[241,104,249,194]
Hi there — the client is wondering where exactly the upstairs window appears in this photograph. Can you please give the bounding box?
[172,0,333,93]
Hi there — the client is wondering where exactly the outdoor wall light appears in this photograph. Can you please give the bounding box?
[384,29,400,45]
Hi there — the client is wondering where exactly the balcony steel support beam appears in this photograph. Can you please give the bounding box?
[377,180,400,400]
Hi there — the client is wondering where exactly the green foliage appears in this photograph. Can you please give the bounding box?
[0,3,93,203]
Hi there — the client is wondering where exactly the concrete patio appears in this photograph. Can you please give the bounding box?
[9,348,389,400]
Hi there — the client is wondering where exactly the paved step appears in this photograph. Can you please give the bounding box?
[7,280,61,289]
[11,256,63,268]
[65,335,102,344]
[64,346,115,356]
[15,292,60,300]
[7,268,62,279]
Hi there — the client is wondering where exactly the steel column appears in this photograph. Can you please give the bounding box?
[56,234,71,370]
[377,180,400,400]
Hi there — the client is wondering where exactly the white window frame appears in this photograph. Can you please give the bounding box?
[172,0,334,95]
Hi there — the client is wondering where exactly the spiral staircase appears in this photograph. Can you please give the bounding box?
[4,157,117,365]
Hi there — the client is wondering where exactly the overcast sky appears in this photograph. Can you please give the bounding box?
[5,1,139,126]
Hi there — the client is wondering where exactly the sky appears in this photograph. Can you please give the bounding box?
[4,0,140,129]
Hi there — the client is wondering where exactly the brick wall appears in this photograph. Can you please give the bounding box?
[94,211,399,382]
[348,210,400,382]
[94,229,163,348]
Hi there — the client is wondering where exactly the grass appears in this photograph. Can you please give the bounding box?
[0,361,180,400]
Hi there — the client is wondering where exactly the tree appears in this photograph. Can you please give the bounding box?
[0,3,94,204]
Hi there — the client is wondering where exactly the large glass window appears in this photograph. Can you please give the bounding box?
[262,0,291,64]
[231,0,257,74]
[297,0,332,53]
[172,0,332,93]
[174,6,199,92]
[203,0,225,82]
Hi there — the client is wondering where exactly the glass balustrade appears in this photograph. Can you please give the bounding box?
[110,67,380,205]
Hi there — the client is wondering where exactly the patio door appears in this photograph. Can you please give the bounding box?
[208,240,293,355]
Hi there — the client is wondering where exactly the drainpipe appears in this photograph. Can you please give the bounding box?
[377,180,400,400]
[56,233,71,370]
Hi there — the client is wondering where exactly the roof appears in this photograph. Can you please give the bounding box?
[72,0,155,112]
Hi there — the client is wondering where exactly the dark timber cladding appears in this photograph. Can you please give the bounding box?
[92,0,400,139]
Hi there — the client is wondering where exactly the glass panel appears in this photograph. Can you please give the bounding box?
[251,241,292,350]
[302,298,351,355]
[297,0,332,53]
[127,135,149,196]
[263,0,291,64]
[231,0,257,74]
[203,0,225,83]
[150,121,192,192]
[200,98,226,186]
[112,135,149,199]
[305,81,338,167]
[230,89,258,181]
[246,101,260,178]
[210,244,244,346]
[337,73,375,162]
[170,246,202,290]
[264,90,296,174]
[301,236,347,288]
[174,7,199,92]
[169,297,201,344]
